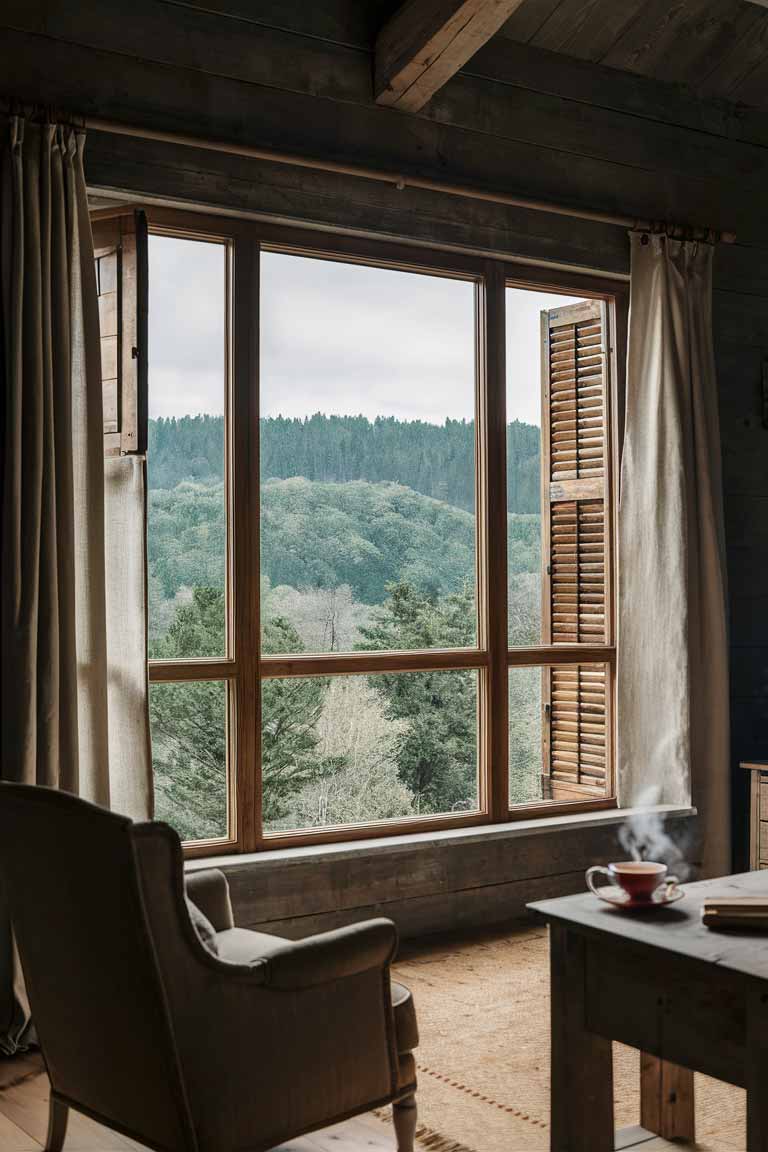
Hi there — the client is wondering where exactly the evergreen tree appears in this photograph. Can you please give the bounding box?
[358,581,477,813]
[147,413,541,515]
[150,587,332,838]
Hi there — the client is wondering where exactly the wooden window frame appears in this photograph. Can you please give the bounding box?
[142,206,625,857]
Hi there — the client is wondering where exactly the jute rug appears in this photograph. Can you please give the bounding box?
[384,921,746,1152]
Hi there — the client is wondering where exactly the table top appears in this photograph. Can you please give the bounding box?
[529,870,768,982]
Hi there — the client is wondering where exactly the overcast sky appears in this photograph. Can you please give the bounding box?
[148,235,581,427]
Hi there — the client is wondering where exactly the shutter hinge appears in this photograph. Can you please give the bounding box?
[132,345,139,359]
[545,703,552,722]
[546,563,552,576]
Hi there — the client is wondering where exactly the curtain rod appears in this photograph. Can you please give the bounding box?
[85,117,737,245]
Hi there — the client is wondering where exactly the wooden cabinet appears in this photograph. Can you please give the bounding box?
[742,762,768,869]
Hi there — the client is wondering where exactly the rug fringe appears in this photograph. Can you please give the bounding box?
[414,1121,479,1152]
[373,1107,480,1152]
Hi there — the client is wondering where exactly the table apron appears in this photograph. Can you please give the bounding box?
[582,935,748,1087]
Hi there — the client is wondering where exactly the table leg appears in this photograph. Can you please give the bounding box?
[747,990,768,1151]
[640,1053,695,1143]
[550,924,614,1152]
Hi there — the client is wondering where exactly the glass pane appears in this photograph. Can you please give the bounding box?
[508,665,543,805]
[147,236,228,659]
[506,287,588,646]
[150,680,229,842]
[262,670,479,833]
[260,252,477,655]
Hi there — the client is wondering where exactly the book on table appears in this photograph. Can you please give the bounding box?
[702,896,768,929]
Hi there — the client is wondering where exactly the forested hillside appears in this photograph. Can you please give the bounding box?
[148,413,541,514]
[148,413,544,840]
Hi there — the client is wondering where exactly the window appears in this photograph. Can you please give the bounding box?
[142,211,621,853]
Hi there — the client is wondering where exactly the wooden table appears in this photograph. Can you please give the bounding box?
[530,871,768,1152]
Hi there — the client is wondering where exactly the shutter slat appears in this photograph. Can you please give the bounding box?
[541,298,610,800]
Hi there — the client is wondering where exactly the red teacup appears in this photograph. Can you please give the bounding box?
[586,860,677,903]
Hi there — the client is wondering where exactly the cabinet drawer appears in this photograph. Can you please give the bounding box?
[760,821,768,859]
[760,779,768,821]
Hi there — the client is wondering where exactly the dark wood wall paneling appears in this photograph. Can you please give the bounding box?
[188,813,695,938]
[3,0,767,876]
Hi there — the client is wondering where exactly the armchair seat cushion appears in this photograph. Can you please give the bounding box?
[215,927,288,965]
[391,980,419,1053]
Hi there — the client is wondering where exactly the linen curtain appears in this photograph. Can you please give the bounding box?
[618,231,730,878]
[0,114,151,1054]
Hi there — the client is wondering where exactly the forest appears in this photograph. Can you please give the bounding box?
[148,413,544,841]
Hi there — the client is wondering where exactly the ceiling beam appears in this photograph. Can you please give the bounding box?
[375,0,527,112]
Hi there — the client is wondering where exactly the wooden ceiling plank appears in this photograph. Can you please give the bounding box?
[531,0,628,56]
[554,0,652,64]
[698,6,768,98]
[729,46,768,103]
[645,0,761,86]
[497,0,565,44]
[600,0,715,74]
[375,0,528,110]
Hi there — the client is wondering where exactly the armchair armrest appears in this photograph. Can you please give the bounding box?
[184,868,234,932]
[261,918,397,990]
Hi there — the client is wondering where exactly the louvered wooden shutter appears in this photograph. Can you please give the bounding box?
[540,300,610,800]
[91,210,148,456]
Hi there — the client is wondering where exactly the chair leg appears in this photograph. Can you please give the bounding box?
[46,1096,68,1152]
[392,1093,417,1152]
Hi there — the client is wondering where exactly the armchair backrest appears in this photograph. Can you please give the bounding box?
[0,784,196,1151]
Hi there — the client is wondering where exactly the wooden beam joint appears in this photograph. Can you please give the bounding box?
[375,0,526,113]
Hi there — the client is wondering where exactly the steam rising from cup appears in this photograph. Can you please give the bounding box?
[617,786,690,882]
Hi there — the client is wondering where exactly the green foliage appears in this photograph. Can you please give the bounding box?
[148,481,227,606]
[149,585,224,660]
[147,413,546,838]
[359,581,477,813]
[508,666,543,805]
[260,615,335,822]
[148,415,224,489]
[150,587,333,839]
[151,673,228,842]
[269,678,414,831]
[261,477,475,605]
[147,412,540,514]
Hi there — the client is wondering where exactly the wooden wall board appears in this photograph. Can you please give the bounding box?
[242,868,594,939]
[210,814,696,937]
[0,32,748,238]
[5,9,768,239]
[83,131,633,275]
[159,0,399,50]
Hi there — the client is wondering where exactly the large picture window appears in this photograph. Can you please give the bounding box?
[142,211,621,853]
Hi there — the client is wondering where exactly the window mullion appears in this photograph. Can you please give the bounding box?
[482,261,509,821]
[233,234,261,853]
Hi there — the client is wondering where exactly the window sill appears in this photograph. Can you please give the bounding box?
[185,803,695,872]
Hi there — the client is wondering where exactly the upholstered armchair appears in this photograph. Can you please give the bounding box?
[0,784,419,1152]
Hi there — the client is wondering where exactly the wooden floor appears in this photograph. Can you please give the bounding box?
[0,1058,695,1151]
